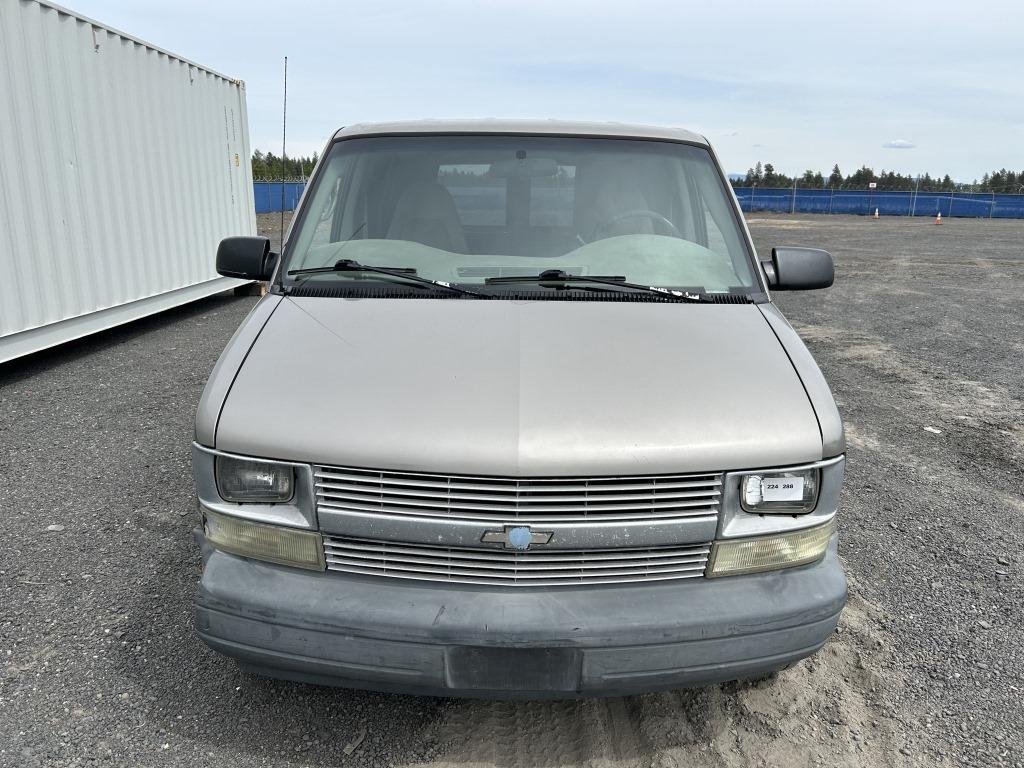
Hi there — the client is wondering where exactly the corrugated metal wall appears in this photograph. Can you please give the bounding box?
[0,0,256,363]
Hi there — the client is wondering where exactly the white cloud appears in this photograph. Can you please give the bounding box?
[883,139,916,149]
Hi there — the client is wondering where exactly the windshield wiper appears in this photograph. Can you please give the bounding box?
[485,269,713,302]
[287,259,490,298]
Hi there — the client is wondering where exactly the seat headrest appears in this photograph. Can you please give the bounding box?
[387,181,468,253]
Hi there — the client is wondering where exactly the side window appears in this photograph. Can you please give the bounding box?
[530,165,576,227]
[438,164,506,226]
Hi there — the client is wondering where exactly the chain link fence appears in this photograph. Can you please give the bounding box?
[733,187,1024,218]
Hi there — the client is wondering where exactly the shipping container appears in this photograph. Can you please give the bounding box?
[0,0,256,364]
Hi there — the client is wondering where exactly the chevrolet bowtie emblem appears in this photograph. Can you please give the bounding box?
[481,525,554,551]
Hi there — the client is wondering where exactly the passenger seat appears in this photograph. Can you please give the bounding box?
[387,181,468,253]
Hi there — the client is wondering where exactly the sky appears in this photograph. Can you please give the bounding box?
[70,0,1024,183]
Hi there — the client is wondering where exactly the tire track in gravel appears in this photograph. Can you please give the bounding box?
[413,695,648,768]
[407,594,925,768]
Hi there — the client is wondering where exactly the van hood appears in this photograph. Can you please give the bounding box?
[214,297,824,476]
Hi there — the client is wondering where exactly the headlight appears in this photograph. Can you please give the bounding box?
[204,508,324,570]
[707,519,833,577]
[740,467,819,514]
[216,455,294,502]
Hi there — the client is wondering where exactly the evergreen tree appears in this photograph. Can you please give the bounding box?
[847,166,876,187]
[251,150,319,180]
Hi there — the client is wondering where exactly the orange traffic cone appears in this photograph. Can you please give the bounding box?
[874,208,879,219]
[935,212,943,225]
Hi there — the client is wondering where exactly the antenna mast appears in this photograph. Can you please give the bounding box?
[279,56,288,251]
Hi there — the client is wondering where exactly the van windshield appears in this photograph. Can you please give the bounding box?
[284,135,759,295]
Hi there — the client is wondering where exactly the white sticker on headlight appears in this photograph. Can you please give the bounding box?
[762,477,804,501]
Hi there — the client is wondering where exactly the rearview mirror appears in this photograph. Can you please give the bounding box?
[216,236,278,281]
[762,247,834,291]
[488,157,559,178]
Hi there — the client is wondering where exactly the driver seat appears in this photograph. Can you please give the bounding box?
[387,181,468,253]
[576,163,654,241]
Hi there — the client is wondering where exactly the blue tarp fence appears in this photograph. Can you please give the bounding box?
[733,187,1024,218]
[254,182,305,213]
[253,182,1024,218]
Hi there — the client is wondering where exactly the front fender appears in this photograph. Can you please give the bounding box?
[195,295,282,446]
[758,303,845,457]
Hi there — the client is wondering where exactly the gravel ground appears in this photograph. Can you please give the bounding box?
[760,214,1024,767]
[1,213,1021,767]
[258,211,293,253]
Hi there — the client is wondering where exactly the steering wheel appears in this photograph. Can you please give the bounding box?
[587,209,681,242]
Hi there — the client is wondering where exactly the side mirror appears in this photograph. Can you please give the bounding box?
[762,246,834,291]
[216,236,278,280]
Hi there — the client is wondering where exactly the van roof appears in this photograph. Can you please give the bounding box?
[332,119,708,146]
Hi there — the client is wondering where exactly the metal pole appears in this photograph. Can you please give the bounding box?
[791,179,797,214]
[911,176,920,217]
[829,186,834,214]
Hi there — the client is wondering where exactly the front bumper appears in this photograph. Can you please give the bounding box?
[194,532,846,698]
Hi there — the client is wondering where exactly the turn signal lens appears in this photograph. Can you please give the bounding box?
[707,520,834,577]
[203,509,324,570]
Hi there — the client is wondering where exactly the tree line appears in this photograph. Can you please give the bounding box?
[251,150,318,181]
[734,162,1024,194]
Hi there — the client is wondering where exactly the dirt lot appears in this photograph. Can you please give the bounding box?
[1,214,1021,767]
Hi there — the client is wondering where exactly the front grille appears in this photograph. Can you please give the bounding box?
[322,535,711,586]
[314,466,722,523]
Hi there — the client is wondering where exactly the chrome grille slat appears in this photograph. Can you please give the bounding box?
[314,471,721,494]
[322,536,710,586]
[326,560,707,580]
[325,551,708,572]
[324,565,704,587]
[314,464,722,524]
[316,502,715,524]
[316,496,718,514]
[324,540,711,562]
[315,483,720,505]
